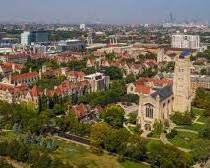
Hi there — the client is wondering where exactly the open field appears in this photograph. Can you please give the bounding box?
[0,131,151,168]
[52,137,151,168]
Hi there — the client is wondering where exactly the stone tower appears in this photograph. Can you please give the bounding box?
[173,52,192,113]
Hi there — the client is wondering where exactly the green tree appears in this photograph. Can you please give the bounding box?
[105,53,116,61]
[103,66,123,80]
[149,143,192,168]
[153,120,163,135]
[90,123,111,148]
[199,119,210,139]
[52,104,64,116]
[171,112,192,125]
[101,105,125,128]
[127,112,137,124]
[125,73,136,84]
[104,128,129,153]
[123,135,147,161]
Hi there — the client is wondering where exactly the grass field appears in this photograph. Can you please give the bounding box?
[121,161,150,168]
[52,137,152,168]
[0,132,151,168]
[169,131,210,159]
[178,123,204,131]
[145,139,162,152]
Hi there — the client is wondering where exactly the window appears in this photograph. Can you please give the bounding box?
[145,104,154,118]
[130,86,133,92]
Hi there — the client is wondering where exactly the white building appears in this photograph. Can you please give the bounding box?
[171,34,200,50]
[80,24,86,31]
[84,73,109,92]
[21,31,31,45]
[57,39,86,52]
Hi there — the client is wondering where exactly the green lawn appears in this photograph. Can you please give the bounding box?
[198,115,210,123]
[121,160,150,168]
[169,131,210,159]
[52,137,150,168]
[191,107,205,116]
[145,139,162,152]
[0,132,150,168]
[176,107,209,131]
[0,131,21,142]
[178,123,204,131]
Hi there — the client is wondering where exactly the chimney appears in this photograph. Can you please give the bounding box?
[9,74,12,84]
[44,88,47,96]
[12,64,15,73]
[39,69,42,80]
[42,65,47,73]
[61,68,66,76]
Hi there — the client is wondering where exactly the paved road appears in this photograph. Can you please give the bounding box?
[45,127,90,146]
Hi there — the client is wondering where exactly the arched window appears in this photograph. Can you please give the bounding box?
[163,103,166,108]
[145,103,154,119]
[130,86,133,92]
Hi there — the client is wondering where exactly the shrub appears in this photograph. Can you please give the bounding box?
[153,121,163,135]
[147,132,153,137]
[199,119,210,139]
[203,109,210,117]
[166,129,178,139]
[171,112,192,125]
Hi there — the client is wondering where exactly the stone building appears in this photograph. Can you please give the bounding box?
[138,85,173,131]
[138,51,192,132]
[173,53,192,113]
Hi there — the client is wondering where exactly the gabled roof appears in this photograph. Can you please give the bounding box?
[11,72,39,81]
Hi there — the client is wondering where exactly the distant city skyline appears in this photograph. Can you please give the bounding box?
[0,0,210,24]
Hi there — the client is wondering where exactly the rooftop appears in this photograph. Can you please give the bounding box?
[150,85,173,102]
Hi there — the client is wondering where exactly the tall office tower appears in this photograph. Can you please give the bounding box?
[169,12,175,23]
[30,31,49,43]
[171,34,200,50]
[173,51,192,113]
[21,31,31,45]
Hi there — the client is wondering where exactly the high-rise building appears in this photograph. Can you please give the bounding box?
[21,31,49,45]
[173,51,192,113]
[21,31,31,45]
[171,34,200,50]
[80,24,86,30]
[30,31,49,43]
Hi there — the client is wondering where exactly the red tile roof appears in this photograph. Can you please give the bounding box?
[135,84,151,94]
[3,62,23,70]
[11,72,39,81]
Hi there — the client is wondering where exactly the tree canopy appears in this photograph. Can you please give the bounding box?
[101,105,125,128]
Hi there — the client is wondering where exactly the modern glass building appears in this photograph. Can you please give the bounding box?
[21,31,49,45]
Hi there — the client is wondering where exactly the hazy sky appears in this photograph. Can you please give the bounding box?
[0,0,210,24]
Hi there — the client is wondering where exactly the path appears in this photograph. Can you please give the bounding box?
[160,133,191,153]
[193,115,205,125]
[123,123,134,135]
[53,135,90,147]
[175,128,199,134]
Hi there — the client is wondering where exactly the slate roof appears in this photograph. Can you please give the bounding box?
[179,49,192,58]
[150,85,173,102]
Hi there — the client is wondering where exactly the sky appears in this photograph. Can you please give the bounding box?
[0,0,210,24]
